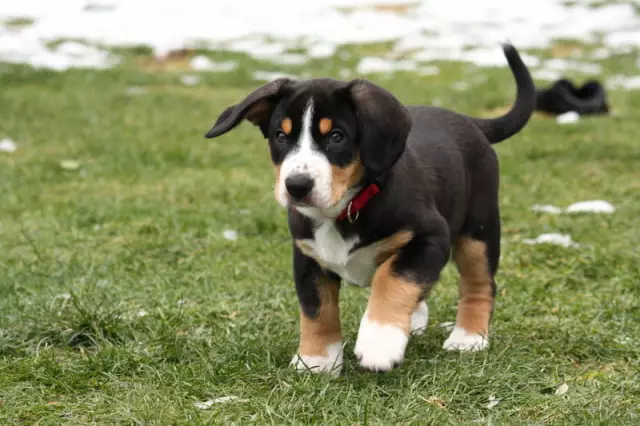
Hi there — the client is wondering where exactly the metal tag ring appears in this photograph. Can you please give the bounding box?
[347,201,359,223]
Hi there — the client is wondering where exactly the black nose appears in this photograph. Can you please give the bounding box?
[285,174,314,200]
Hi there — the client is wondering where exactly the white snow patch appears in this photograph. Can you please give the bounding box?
[566,200,615,214]
[223,230,238,241]
[2,1,639,69]
[555,383,569,396]
[125,86,147,95]
[180,74,200,86]
[543,58,602,75]
[0,138,17,153]
[252,70,298,81]
[556,111,580,124]
[532,204,563,214]
[356,57,417,74]
[523,233,578,248]
[189,55,237,72]
[532,68,562,81]
[607,75,640,90]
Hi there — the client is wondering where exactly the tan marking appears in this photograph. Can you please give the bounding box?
[246,100,271,125]
[374,230,414,265]
[453,237,493,335]
[298,276,341,356]
[281,117,292,135]
[366,255,423,333]
[294,240,328,270]
[330,155,365,204]
[319,118,332,135]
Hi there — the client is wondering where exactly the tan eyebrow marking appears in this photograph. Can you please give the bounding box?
[281,117,292,135]
[319,118,332,135]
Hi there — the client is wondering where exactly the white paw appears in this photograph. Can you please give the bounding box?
[443,326,489,351]
[410,301,429,335]
[290,342,343,377]
[354,312,408,372]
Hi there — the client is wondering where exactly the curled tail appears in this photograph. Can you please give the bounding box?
[468,44,535,144]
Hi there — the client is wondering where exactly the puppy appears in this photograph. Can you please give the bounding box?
[204,44,535,375]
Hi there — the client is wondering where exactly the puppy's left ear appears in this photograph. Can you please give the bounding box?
[205,78,293,139]
[345,80,411,177]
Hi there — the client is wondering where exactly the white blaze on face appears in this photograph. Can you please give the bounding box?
[277,98,333,216]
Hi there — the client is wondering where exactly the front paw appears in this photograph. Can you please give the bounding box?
[354,312,409,372]
[443,326,489,351]
[290,342,343,377]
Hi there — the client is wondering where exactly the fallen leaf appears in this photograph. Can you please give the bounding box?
[486,395,500,409]
[47,401,63,406]
[423,395,446,408]
[0,138,17,153]
[194,396,247,409]
[59,160,80,170]
[555,383,569,396]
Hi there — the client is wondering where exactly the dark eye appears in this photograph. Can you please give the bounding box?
[275,130,287,144]
[328,130,345,144]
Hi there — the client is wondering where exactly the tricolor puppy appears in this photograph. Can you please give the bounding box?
[205,44,535,375]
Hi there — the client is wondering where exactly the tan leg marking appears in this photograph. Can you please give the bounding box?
[453,237,493,335]
[281,117,292,135]
[367,255,423,333]
[374,230,414,265]
[330,155,364,204]
[319,118,332,135]
[298,276,341,357]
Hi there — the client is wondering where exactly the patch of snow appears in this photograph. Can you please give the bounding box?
[1,1,639,70]
[308,43,336,58]
[607,75,640,90]
[419,65,440,76]
[189,55,237,72]
[356,57,417,74]
[252,70,298,81]
[180,74,200,86]
[223,229,238,241]
[0,138,17,153]
[556,111,580,124]
[543,58,602,75]
[125,86,147,95]
[566,200,615,214]
[532,204,562,214]
[532,69,562,81]
[523,233,578,248]
[555,383,569,396]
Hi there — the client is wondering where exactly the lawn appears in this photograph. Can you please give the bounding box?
[1,43,639,425]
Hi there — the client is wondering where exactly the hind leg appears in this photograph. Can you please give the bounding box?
[443,213,500,351]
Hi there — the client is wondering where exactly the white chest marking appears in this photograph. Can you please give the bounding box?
[297,220,380,287]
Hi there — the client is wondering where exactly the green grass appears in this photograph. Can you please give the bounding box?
[1,45,639,425]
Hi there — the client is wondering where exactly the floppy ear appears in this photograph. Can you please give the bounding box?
[346,80,411,177]
[205,78,293,139]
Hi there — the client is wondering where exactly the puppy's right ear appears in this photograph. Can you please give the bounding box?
[205,78,293,139]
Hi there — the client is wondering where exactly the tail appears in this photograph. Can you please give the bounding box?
[468,43,535,144]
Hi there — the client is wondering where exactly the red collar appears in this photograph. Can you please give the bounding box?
[336,182,381,222]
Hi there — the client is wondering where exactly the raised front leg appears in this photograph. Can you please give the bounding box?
[355,232,450,371]
[290,246,343,377]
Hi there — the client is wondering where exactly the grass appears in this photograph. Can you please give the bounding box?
[1,40,639,425]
